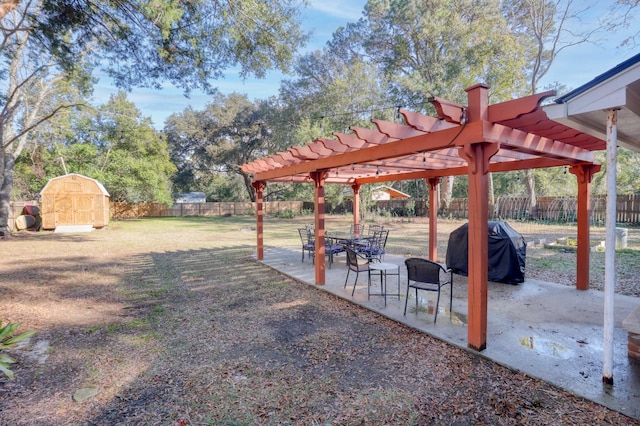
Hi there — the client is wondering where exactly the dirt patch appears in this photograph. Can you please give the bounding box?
[0,217,638,424]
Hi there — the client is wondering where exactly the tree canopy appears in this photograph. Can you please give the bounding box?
[0,0,308,231]
[28,0,309,94]
[15,92,176,203]
[5,0,640,227]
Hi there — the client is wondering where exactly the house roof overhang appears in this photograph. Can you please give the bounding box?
[543,52,640,153]
[241,90,604,186]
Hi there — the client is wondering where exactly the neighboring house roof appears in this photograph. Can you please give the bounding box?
[372,185,411,199]
[176,192,206,203]
[343,185,411,199]
[543,52,640,153]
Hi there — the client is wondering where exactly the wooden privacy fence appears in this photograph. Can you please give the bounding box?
[387,194,640,225]
[110,201,303,219]
[8,195,640,228]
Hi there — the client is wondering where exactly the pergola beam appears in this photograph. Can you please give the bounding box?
[254,122,485,181]
[486,123,595,163]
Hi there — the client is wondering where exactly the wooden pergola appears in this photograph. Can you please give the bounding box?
[240,83,605,351]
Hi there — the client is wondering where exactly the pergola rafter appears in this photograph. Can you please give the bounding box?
[241,84,606,352]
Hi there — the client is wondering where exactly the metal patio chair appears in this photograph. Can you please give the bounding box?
[358,229,389,262]
[344,247,371,296]
[298,228,315,263]
[404,257,453,323]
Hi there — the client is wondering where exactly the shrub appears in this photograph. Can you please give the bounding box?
[0,322,36,379]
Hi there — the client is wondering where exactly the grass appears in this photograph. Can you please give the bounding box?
[0,215,638,425]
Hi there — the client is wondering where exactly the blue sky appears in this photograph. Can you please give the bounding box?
[90,1,639,129]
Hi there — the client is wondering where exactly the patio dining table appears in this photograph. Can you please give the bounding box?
[326,231,372,248]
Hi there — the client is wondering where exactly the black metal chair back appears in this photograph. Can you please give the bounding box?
[360,229,389,261]
[344,247,370,296]
[367,224,384,236]
[298,228,315,263]
[404,257,453,323]
[350,223,365,235]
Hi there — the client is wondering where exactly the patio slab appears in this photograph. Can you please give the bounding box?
[258,246,640,420]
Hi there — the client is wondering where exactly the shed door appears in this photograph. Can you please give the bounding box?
[55,196,74,226]
[55,195,95,226]
[75,195,94,224]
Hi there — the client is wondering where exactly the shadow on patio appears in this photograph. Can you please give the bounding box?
[258,246,640,420]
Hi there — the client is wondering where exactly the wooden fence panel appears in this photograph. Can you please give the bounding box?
[367,195,638,225]
[8,195,640,229]
[107,201,302,219]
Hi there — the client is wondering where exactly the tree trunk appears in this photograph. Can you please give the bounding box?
[488,172,495,219]
[0,151,15,234]
[242,173,256,202]
[440,176,454,210]
[525,169,537,219]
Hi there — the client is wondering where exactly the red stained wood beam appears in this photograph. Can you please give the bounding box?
[488,91,555,122]
[372,119,428,139]
[254,122,485,181]
[486,122,595,163]
[429,96,467,124]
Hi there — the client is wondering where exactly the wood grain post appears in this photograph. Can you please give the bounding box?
[427,177,441,261]
[569,164,601,290]
[459,84,498,352]
[352,183,361,227]
[252,181,265,260]
[311,171,327,285]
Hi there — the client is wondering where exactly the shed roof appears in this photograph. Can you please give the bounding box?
[343,185,411,199]
[40,173,110,196]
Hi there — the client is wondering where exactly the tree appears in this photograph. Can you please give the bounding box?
[606,0,640,49]
[358,0,528,209]
[26,0,309,94]
[362,0,528,104]
[1,0,308,233]
[502,0,602,216]
[14,93,177,203]
[591,148,640,195]
[0,0,91,234]
[165,93,276,202]
[89,93,177,203]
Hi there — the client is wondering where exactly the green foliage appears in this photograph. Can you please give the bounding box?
[30,0,308,95]
[1,0,307,230]
[278,50,392,146]
[165,93,283,202]
[13,93,177,203]
[272,209,297,219]
[592,148,640,195]
[361,0,528,103]
[0,322,36,379]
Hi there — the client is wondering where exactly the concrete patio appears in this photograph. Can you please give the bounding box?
[258,246,640,420]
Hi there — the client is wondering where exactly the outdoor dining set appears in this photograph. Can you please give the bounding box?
[297,224,453,323]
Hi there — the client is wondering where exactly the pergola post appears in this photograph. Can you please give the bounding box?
[352,183,361,226]
[427,177,441,261]
[252,181,265,260]
[311,171,327,285]
[569,164,601,290]
[460,83,498,352]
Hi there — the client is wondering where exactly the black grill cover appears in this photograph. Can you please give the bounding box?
[445,221,526,284]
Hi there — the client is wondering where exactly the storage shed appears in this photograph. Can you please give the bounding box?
[40,173,110,230]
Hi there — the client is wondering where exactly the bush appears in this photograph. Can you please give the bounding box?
[0,322,36,379]
[273,209,296,219]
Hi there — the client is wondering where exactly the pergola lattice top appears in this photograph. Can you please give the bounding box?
[240,88,604,185]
